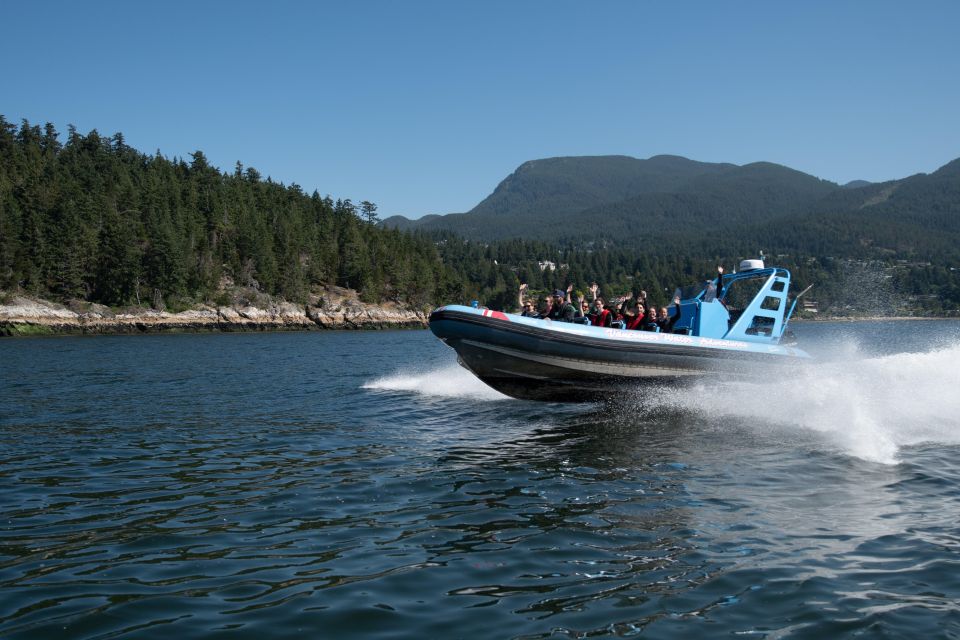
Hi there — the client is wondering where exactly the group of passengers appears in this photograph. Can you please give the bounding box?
[518,282,684,333]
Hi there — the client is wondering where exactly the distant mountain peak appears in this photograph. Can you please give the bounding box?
[383,154,954,245]
[933,157,960,176]
[648,153,692,161]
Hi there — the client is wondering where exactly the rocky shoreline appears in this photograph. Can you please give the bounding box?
[0,288,429,337]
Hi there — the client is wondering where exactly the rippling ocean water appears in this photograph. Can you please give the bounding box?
[2,321,960,638]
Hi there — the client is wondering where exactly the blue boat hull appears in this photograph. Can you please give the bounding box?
[429,305,811,402]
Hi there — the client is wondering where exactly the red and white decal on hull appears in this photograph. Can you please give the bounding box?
[482,309,510,322]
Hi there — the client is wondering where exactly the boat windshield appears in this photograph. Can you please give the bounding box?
[675,282,710,302]
[677,269,783,309]
[722,273,769,310]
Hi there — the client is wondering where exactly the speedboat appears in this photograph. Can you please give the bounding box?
[429,259,812,402]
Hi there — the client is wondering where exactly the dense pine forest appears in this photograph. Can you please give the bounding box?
[1,117,958,317]
[0,117,464,310]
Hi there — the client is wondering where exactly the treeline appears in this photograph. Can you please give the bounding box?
[430,234,929,315]
[0,117,465,309]
[1,117,956,316]
[442,235,960,315]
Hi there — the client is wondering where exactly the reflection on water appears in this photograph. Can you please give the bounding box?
[1,323,960,638]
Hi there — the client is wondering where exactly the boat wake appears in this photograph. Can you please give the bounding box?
[362,365,509,401]
[641,342,960,464]
[366,339,960,463]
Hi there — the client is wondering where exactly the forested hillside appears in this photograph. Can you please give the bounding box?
[2,117,958,317]
[382,155,842,241]
[382,155,737,236]
[0,117,462,310]
[382,154,960,259]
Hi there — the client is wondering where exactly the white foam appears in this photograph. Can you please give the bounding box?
[363,365,508,401]
[645,343,960,464]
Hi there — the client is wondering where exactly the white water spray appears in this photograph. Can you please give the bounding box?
[645,343,960,464]
[365,337,960,463]
[362,364,508,401]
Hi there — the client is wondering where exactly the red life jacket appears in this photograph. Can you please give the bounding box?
[599,309,611,327]
[590,309,612,327]
[624,314,643,330]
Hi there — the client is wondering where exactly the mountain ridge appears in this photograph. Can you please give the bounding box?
[383,154,959,250]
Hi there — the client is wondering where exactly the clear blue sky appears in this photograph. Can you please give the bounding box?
[3,1,958,218]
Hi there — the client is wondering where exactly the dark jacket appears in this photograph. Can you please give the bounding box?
[641,318,660,332]
[548,302,578,322]
[657,302,683,333]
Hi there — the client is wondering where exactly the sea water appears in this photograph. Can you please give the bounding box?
[1,321,959,638]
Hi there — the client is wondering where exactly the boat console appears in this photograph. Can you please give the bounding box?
[672,260,798,345]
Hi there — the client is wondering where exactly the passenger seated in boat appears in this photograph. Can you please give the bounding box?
[538,295,554,319]
[589,282,600,304]
[578,299,591,319]
[609,302,623,324]
[657,297,682,333]
[608,307,626,328]
[604,296,626,328]
[622,301,644,330]
[569,285,589,322]
[640,307,660,332]
[657,306,670,330]
[638,290,650,315]
[585,283,602,317]
[587,297,612,327]
[546,289,577,322]
[517,283,538,317]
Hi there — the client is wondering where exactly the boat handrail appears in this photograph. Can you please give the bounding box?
[676,266,793,344]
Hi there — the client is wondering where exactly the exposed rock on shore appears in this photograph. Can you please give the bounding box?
[0,287,428,336]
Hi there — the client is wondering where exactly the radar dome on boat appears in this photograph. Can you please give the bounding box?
[739,259,765,271]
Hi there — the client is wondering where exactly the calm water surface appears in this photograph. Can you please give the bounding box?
[2,321,960,638]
